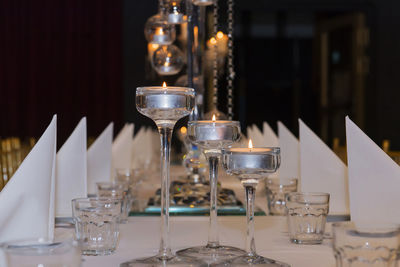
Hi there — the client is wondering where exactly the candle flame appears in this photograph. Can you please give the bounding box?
[248,139,253,149]
[180,126,187,134]
[210,37,217,45]
[212,114,216,122]
[155,27,164,35]
[162,82,167,88]
[216,31,224,39]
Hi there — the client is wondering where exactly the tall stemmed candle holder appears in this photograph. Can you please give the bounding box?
[219,141,290,267]
[176,116,245,263]
[121,84,203,266]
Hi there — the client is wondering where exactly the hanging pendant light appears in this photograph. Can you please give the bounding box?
[165,0,187,24]
[144,14,176,45]
[152,45,184,76]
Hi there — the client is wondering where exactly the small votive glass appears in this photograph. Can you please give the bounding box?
[96,182,130,223]
[1,238,81,266]
[286,192,330,244]
[333,222,400,267]
[265,177,298,215]
[72,197,121,256]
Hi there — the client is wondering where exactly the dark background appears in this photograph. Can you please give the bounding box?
[1,0,400,149]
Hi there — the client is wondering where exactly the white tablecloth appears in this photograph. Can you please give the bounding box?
[78,216,335,267]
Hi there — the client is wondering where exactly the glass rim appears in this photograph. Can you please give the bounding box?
[1,237,77,250]
[188,120,240,127]
[222,147,280,155]
[332,221,400,235]
[286,192,330,204]
[136,86,195,95]
[266,177,298,185]
[71,197,122,204]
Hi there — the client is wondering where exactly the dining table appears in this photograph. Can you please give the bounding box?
[58,165,337,267]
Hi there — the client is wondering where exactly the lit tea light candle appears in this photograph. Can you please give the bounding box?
[152,27,170,44]
[187,115,241,151]
[136,83,195,121]
[222,140,281,177]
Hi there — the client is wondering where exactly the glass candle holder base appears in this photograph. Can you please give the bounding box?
[176,245,245,264]
[213,254,291,267]
[120,254,207,267]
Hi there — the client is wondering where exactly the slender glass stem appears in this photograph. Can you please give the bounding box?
[206,154,220,248]
[245,185,257,256]
[157,126,174,259]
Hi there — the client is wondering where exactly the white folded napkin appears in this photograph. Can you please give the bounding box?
[299,119,349,215]
[0,115,57,242]
[252,124,266,146]
[55,117,87,217]
[346,116,400,223]
[87,122,113,195]
[112,123,134,171]
[277,121,300,180]
[262,122,279,147]
[131,127,156,169]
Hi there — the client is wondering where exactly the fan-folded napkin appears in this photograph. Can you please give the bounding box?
[277,121,300,180]
[55,117,87,217]
[112,123,134,171]
[0,115,57,242]
[346,116,400,223]
[299,119,349,215]
[87,123,113,195]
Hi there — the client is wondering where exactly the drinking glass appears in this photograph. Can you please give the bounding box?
[72,197,121,256]
[96,182,131,223]
[219,147,290,266]
[265,178,298,215]
[121,86,204,266]
[176,120,244,264]
[286,192,330,244]
[1,238,81,267]
[333,222,400,267]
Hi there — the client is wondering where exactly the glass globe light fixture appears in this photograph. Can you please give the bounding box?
[165,0,187,24]
[152,45,184,76]
[144,14,176,45]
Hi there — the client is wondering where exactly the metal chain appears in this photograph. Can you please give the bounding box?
[159,0,165,15]
[212,0,219,109]
[227,0,234,120]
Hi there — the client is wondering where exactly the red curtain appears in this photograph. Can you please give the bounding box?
[0,0,123,144]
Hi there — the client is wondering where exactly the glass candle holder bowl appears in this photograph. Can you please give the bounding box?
[72,198,122,256]
[265,178,298,216]
[332,222,400,267]
[286,192,330,244]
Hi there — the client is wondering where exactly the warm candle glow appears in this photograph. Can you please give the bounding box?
[210,37,217,45]
[216,31,224,39]
[162,82,167,87]
[212,114,216,122]
[155,27,164,35]
[248,139,253,149]
[180,126,187,134]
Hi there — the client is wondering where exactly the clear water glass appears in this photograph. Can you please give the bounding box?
[72,197,121,256]
[332,222,400,267]
[1,238,81,267]
[265,178,298,215]
[96,182,130,223]
[286,192,330,244]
